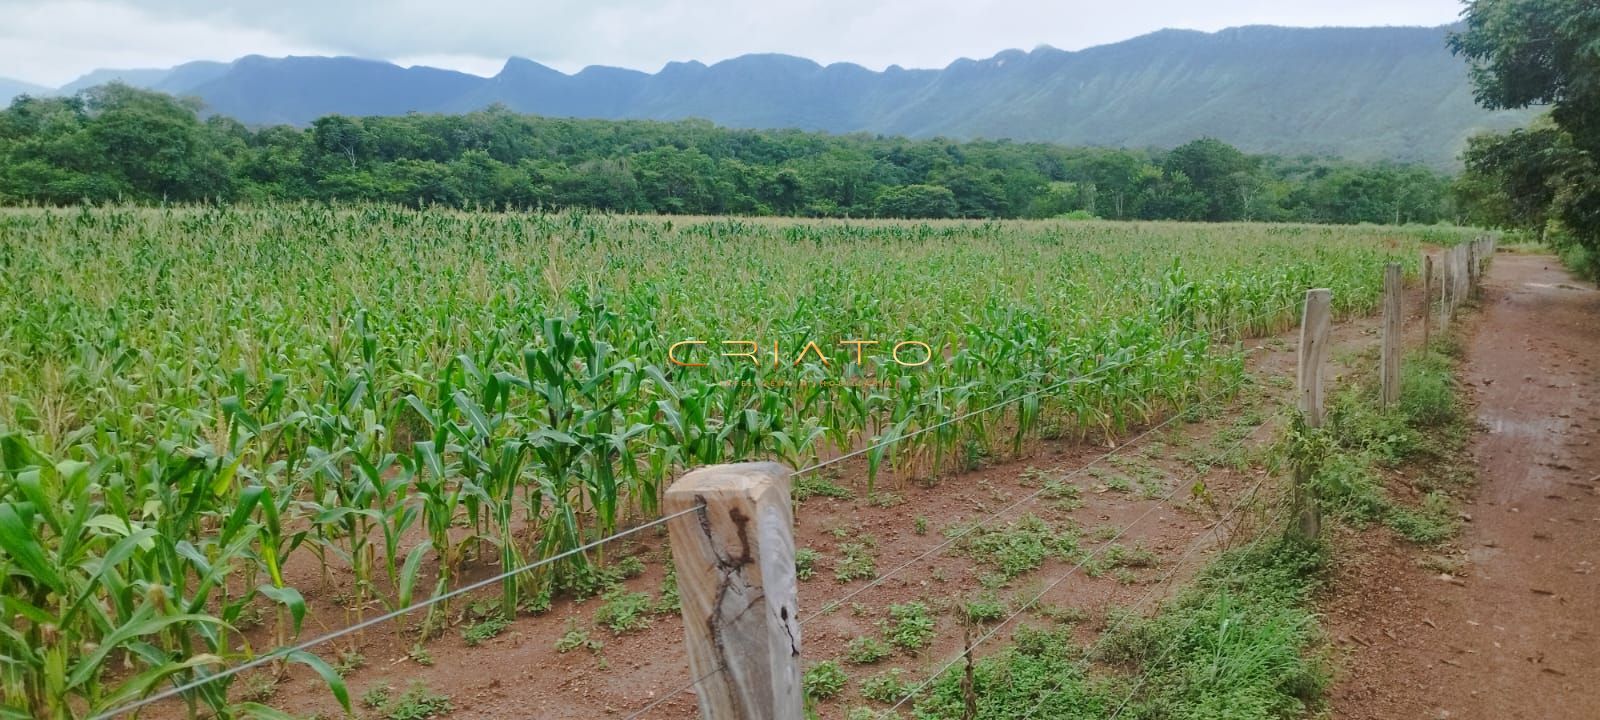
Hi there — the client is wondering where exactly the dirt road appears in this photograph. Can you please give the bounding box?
[1328,253,1600,719]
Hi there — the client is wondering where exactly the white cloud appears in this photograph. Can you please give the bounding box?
[391,54,505,78]
[0,0,1466,87]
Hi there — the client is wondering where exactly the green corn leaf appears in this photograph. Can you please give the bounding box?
[0,503,64,593]
[257,584,307,636]
[68,610,226,689]
[287,649,353,713]
[86,653,223,716]
[398,540,432,608]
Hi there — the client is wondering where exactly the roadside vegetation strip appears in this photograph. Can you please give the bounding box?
[848,376,1287,719]
[868,313,1479,720]
[0,206,1453,718]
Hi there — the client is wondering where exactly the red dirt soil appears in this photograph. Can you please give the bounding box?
[141,269,1450,720]
[207,299,1398,720]
[1325,253,1600,720]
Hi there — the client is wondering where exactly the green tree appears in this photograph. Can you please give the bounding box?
[1456,124,1572,236]
[873,184,958,218]
[1451,0,1600,268]
[82,84,233,201]
[1161,138,1257,221]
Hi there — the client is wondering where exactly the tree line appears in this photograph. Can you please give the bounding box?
[1449,0,1600,279]
[0,82,1461,225]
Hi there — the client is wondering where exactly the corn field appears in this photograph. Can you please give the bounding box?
[0,205,1470,718]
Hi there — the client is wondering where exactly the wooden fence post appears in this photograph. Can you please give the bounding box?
[1422,254,1433,352]
[1467,239,1479,299]
[664,462,803,720]
[1380,263,1402,407]
[1439,250,1451,330]
[1293,288,1331,540]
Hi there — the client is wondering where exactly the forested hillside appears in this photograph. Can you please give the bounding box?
[0,84,1460,223]
[6,25,1532,167]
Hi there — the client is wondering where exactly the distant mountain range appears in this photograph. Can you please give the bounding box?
[2,24,1532,167]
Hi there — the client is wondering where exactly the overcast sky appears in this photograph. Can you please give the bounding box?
[3,0,1466,87]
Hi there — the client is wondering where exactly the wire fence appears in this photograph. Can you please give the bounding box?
[95,299,1298,719]
[875,372,1278,717]
[637,334,1289,716]
[1026,447,1283,719]
[790,301,1299,480]
[622,663,726,720]
[91,504,704,719]
[794,303,1295,624]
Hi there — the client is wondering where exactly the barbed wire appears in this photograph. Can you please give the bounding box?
[797,310,1297,626]
[96,299,1303,718]
[1102,487,1287,720]
[1022,439,1283,720]
[874,370,1267,717]
[91,503,705,720]
[791,300,1299,480]
[798,368,1259,626]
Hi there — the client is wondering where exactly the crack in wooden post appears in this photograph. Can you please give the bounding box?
[664,462,802,720]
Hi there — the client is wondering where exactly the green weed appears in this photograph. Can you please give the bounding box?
[884,601,936,652]
[845,636,893,665]
[804,660,849,700]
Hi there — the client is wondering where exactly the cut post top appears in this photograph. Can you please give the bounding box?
[665,461,793,500]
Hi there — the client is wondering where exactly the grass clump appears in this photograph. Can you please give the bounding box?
[795,475,853,501]
[963,593,1007,624]
[1308,347,1471,545]
[1086,543,1160,577]
[1387,491,1458,544]
[655,566,680,614]
[461,612,510,646]
[1042,479,1084,511]
[913,626,1109,719]
[555,620,604,654]
[380,682,453,720]
[361,684,392,710]
[1095,537,1328,719]
[913,538,1328,719]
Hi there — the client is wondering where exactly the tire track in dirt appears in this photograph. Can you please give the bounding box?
[1327,253,1600,719]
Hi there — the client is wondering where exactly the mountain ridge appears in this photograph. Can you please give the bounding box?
[6,24,1532,166]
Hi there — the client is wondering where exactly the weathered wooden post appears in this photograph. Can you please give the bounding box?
[1467,239,1479,299]
[1380,263,1402,407]
[663,462,803,720]
[1439,249,1452,330]
[1422,254,1434,352]
[1293,288,1331,540]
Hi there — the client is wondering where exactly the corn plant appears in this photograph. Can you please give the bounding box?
[0,204,1467,716]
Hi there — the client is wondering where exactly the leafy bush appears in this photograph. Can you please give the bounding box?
[963,594,1007,624]
[845,636,893,664]
[961,515,1076,582]
[835,542,877,583]
[885,601,936,652]
[796,548,820,581]
[803,660,849,700]
[594,588,654,634]
[860,668,913,704]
